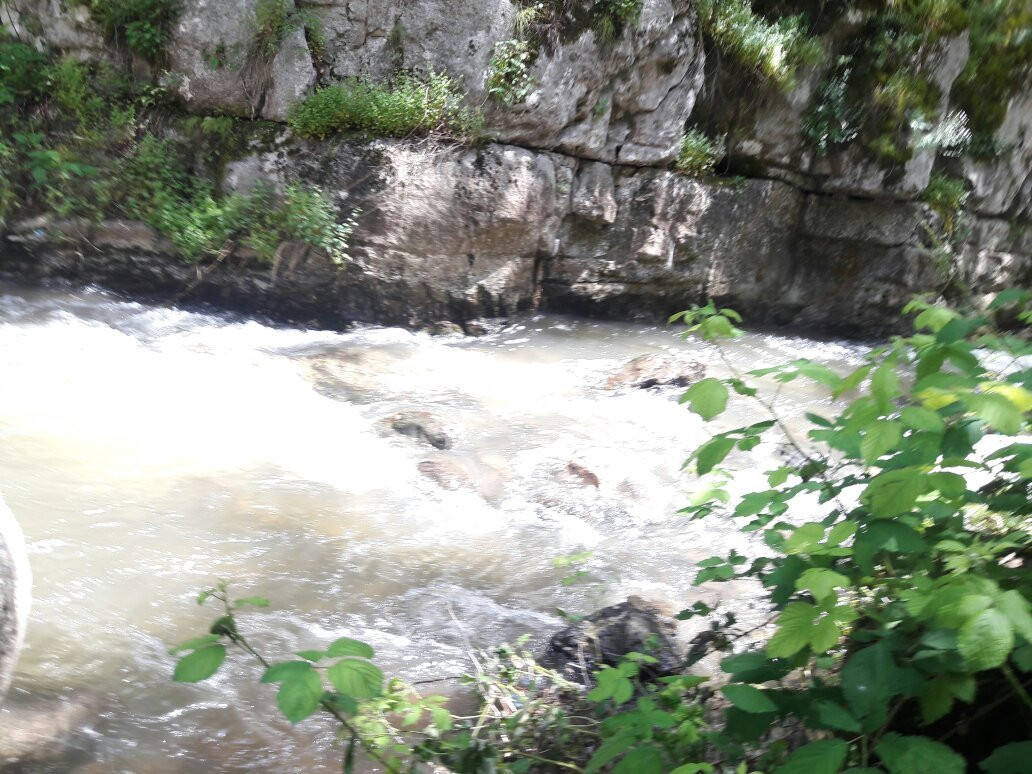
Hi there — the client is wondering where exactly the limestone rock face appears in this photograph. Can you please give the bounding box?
[488,0,705,166]
[0,493,30,702]
[166,0,316,120]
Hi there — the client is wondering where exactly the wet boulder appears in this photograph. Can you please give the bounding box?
[605,354,705,390]
[542,596,683,685]
[0,493,30,702]
[385,410,452,450]
[558,461,601,488]
[417,456,505,500]
[0,691,103,769]
[424,321,466,336]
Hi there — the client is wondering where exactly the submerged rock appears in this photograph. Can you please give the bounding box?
[0,690,102,769]
[385,410,452,450]
[301,350,404,404]
[424,321,465,337]
[605,354,706,390]
[542,596,683,684]
[559,461,601,488]
[417,456,505,500]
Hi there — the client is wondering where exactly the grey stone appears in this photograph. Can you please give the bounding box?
[0,493,30,702]
[0,691,101,768]
[424,321,465,336]
[385,410,452,450]
[605,354,705,390]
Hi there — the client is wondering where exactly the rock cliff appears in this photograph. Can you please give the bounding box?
[1,0,1029,334]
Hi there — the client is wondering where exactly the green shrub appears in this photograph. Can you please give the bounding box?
[0,40,50,104]
[803,57,862,155]
[922,173,969,234]
[675,129,723,177]
[0,139,15,228]
[591,0,644,40]
[487,39,534,105]
[696,0,823,89]
[287,72,472,139]
[671,294,1032,771]
[90,0,183,61]
[120,135,354,265]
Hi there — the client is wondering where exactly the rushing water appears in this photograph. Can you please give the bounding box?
[0,280,866,772]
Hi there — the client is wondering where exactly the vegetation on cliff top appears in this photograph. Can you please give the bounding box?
[0,34,354,265]
[172,291,1032,772]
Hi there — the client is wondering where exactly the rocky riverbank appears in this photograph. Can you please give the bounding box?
[1,0,1029,335]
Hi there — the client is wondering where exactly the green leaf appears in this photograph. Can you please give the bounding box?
[775,739,848,774]
[328,658,384,699]
[695,436,736,475]
[958,609,1014,671]
[613,744,664,774]
[861,420,902,463]
[296,650,327,662]
[796,568,849,603]
[863,469,926,517]
[813,700,860,732]
[826,520,857,546]
[277,669,323,723]
[720,651,793,683]
[169,634,221,654]
[810,615,840,652]
[234,596,270,608]
[980,742,1032,774]
[261,661,314,684]
[173,644,227,683]
[901,406,944,433]
[843,643,900,724]
[767,602,819,658]
[681,378,729,421]
[721,684,778,713]
[996,589,1032,643]
[876,733,965,774]
[785,522,826,554]
[327,637,375,659]
[968,392,1023,435]
[585,732,636,773]
[919,677,954,724]
[871,362,901,408]
[671,766,714,774]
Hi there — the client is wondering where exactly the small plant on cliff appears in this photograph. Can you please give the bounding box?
[287,71,475,139]
[591,0,644,41]
[921,174,969,236]
[696,0,823,90]
[675,129,723,177]
[89,0,183,61]
[487,39,535,105]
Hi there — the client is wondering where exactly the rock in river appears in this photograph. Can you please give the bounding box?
[385,410,453,450]
[542,596,683,684]
[605,354,706,390]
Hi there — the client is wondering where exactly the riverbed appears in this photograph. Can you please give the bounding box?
[0,280,865,771]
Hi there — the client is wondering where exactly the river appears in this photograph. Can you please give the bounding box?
[0,280,865,771]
